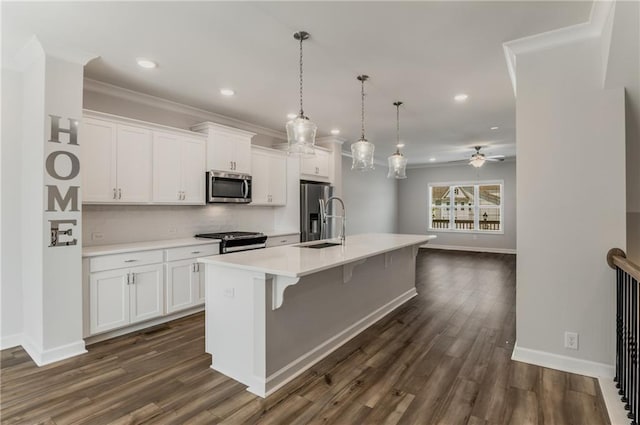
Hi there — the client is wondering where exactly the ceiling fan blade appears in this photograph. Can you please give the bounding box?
[486,157,505,162]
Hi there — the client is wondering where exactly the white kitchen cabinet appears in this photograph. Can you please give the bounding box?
[89,263,163,334]
[250,147,287,206]
[116,125,153,202]
[191,122,255,175]
[153,133,206,204]
[129,264,164,323]
[82,118,118,202]
[166,259,200,314]
[300,148,330,182]
[82,110,206,205]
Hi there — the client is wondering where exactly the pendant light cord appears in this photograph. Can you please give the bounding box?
[396,103,400,146]
[299,35,304,118]
[360,78,366,140]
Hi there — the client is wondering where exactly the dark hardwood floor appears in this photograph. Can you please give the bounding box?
[1,249,610,424]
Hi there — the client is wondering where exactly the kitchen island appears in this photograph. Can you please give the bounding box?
[197,233,436,397]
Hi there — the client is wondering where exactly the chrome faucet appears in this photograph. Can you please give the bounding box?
[320,196,346,245]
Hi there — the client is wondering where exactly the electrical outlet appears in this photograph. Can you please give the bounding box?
[91,232,103,241]
[224,288,235,298]
[565,332,579,350]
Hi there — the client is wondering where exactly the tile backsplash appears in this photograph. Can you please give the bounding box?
[83,204,276,246]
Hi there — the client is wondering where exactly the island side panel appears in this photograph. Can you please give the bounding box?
[204,264,266,390]
[264,245,418,393]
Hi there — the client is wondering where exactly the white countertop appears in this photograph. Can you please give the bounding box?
[198,233,436,278]
[83,237,220,257]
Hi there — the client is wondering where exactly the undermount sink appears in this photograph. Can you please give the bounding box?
[299,242,342,249]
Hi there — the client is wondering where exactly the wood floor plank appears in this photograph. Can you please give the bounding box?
[0,250,611,425]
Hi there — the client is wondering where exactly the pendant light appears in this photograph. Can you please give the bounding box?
[286,31,316,157]
[387,101,408,179]
[351,75,375,171]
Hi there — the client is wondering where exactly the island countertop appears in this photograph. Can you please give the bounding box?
[198,233,436,278]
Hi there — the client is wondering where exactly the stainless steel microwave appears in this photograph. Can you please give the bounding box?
[206,171,252,203]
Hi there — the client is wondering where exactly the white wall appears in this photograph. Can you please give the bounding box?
[1,67,24,348]
[341,156,397,236]
[515,37,626,370]
[602,1,640,264]
[397,161,516,251]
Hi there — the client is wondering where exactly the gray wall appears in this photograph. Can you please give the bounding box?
[397,161,516,251]
[341,157,398,236]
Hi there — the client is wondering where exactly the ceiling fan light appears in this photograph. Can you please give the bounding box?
[351,139,375,171]
[286,115,316,157]
[469,156,486,168]
[387,151,407,179]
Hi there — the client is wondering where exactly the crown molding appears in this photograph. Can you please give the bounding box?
[503,0,615,96]
[317,136,346,145]
[83,78,287,140]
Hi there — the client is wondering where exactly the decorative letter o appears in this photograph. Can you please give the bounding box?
[45,151,80,181]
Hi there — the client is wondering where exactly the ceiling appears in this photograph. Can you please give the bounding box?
[2,1,593,165]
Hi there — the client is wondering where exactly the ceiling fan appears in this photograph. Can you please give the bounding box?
[445,146,505,167]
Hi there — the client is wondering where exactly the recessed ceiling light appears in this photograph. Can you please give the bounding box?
[330,129,340,135]
[490,126,499,130]
[454,93,468,102]
[287,113,297,119]
[429,157,436,162]
[396,143,405,148]
[136,58,157,69]
[220,88,235,97]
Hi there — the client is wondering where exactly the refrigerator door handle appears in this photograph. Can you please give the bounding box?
[319,199,326,239]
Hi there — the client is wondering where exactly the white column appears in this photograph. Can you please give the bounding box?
[14,37,96,365]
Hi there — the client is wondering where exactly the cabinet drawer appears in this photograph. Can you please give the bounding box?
[90,249,163,273]
[266,234,300,248]
[165,244,219,262]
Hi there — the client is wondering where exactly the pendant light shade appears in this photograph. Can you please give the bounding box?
[387,101,407,179]
[351,75,375,171]
[286,31,316,157]
[469,156,486,168]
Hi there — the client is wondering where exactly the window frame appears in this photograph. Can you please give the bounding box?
[428,180,504,234]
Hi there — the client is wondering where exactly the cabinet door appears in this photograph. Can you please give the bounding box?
[232,136,252,174]
[250,150,270,205]
[116,124,153,202]
[197,264,205,304]
[316,150,330,178]
[209,134,235,172]
[89,269,130,334]
[300,154,317,176]
[152,132,183,203]
[82,118,118,202]
[166,260,198,314]
[269,154,287,205]
[129,264,164,323]
[181,138,206,204]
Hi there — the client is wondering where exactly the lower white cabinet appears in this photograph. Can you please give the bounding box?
[266,233,300,248]
[89,263,163,334]
[165,259,204,314]
[86,242,217,337]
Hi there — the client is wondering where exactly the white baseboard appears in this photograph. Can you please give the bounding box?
[0,333,22,350]
[511,341,615,379]
[598,377,629,425]
[85,306,204,345]
[22,334,87,366]
[420,244,516,254]
[250,288,418,397]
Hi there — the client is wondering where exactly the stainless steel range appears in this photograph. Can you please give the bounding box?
[195,231,267,254]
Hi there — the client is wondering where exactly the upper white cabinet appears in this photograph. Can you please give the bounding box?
[81,111,206,205]
[300,147,330,182]
[191,122,255,175]
[250,147,287,206]
[153,132,205,204]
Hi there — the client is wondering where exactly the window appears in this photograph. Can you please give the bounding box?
[428,181,503,233]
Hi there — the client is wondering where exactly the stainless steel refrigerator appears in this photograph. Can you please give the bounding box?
[300,182,334,242]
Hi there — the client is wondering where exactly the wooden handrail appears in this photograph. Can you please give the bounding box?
[607,248,640,282]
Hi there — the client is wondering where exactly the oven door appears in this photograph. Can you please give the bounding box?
[207,172,252,203]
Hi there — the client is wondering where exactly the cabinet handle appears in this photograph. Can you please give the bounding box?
[131,273,135,284]
[191,251,201,254]
[126,273,131,285]
[124,259,137,263]
[182,191,186,200]
[280,239,287,243]
[191,263,196,272]
[118,188,122,199]
[113,188,117,199]
[197,263,200,272]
